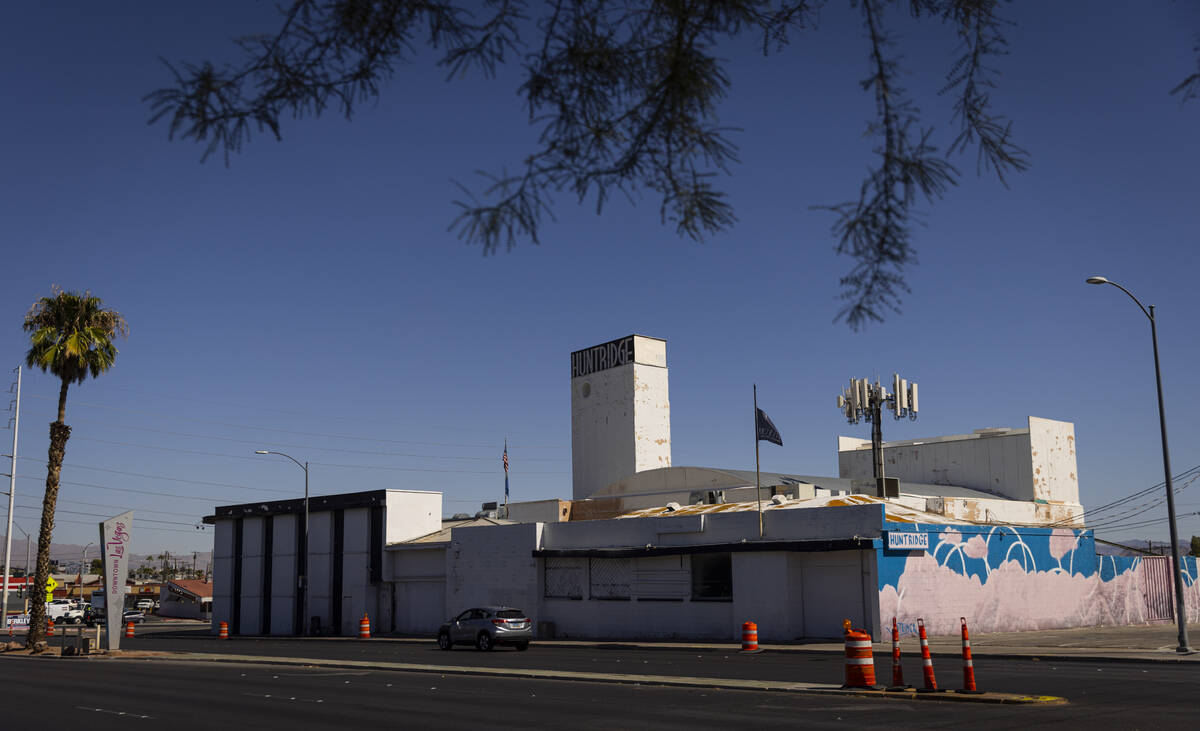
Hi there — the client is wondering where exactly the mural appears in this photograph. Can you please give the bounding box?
[878,523,1200,636]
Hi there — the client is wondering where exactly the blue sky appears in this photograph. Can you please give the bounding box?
[2,2,1198,555]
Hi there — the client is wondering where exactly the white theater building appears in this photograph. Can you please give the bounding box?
[210,335,1193,641]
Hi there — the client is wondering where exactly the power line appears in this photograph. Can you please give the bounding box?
[14,499,202,521]
[307,460,567,475]
[71,433,568,463]
[60,462,294,493]
[14,474,267,504]
[11,504,201,527]
[23,394,567,449]
[13,473,488,506]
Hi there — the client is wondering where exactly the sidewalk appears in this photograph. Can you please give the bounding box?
[533,622,1200,662]
[189,621,1200,662]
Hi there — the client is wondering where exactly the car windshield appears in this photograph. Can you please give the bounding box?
[495,610,525,619]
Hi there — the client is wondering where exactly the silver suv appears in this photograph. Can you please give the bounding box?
[437,606,532,651]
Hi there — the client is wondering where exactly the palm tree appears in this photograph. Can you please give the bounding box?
[22,288,127,650]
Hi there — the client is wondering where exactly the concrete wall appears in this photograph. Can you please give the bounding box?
[239,517,265,635]
[877,523,1200,637]
[505,499,571,523]
[446,523,542,621]
[269,514,298,635]
[211,519,234,634]
[388,546,447,634]
[385,490,441,543]
[1028,416,1080,504]
[340,507,376,636]
[307,511,334,632]
[543,503,884,551]
[535,549,875,641]
[838,417,1079,506]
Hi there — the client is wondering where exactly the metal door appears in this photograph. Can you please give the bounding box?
[1140,556,1174,622]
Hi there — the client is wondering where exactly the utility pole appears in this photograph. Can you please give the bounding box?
[2,366,21,627]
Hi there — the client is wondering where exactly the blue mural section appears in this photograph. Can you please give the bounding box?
[877,522,1096,592]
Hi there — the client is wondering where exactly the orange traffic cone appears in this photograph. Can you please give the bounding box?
[47,618,55,638]
[888,616,911,690]
[218,621,229,639]
[916,618,942,692]
[958,617,982,693]
[842,619,880,689]
[359,613,371,639]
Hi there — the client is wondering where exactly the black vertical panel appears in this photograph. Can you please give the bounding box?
[262,515,273,635]
[294,513,306,635]
[232,518,243,635]
[369,505,383,584]
[332,509,344,635]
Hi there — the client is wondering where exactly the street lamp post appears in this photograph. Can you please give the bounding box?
[255,450,309,636]
[1086,275,1191,653]
[79,543,94,604]
[17,524,30,612]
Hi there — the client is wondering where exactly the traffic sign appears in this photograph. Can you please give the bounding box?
[44,576,58,602]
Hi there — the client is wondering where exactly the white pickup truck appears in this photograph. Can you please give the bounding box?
[46,600,85,624]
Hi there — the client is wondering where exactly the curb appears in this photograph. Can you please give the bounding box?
[90,650,1069,705]
[120,631,1200,664]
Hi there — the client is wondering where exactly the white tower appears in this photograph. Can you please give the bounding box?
[570,335,671,499]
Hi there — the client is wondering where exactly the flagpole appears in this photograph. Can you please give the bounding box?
[754,384,763,539]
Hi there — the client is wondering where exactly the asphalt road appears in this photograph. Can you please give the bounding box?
[9,628,1196,728]
[1,653,1194,730]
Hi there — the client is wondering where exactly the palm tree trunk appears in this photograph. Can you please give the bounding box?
[25,379,71,650]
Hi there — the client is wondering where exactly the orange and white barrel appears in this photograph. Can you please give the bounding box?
[125,621,135,638]
[359,613,371,639]
[47,619,55,638]
[842,619,878,688]
[218,621,229,639]
[740,622,759,652]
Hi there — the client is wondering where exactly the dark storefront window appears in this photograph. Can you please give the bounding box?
[691,552,732,600]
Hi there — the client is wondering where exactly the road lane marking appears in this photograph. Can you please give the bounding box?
[75,706,154,720]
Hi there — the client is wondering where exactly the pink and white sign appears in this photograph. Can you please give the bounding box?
[99,511,133,650]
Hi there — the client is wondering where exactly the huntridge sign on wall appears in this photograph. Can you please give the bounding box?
[99,511,133,651]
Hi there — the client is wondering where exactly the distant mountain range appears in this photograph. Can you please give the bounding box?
[1095,537,1196,557]
[0,536,211,575]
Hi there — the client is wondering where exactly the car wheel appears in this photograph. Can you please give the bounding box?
[514,642,529,652]
[437,632,452,650]
[476,632,493,652]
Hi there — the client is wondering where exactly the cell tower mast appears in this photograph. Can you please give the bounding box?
[836,373,919,496]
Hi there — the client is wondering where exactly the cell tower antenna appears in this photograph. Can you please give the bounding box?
[835,372,919,497]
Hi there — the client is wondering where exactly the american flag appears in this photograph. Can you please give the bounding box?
[503,439,509,501]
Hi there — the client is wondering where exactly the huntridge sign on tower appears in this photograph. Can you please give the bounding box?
[570,335,671,500]
[99,511,133,650]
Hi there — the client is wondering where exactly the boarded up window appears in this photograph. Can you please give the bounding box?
[543,557,584,599]
[589,558,632,599]
[634,555,688,599]
[691,553,732,600]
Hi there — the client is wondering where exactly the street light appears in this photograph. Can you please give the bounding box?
[255,450,309,636]
[1086,275,1191,653]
